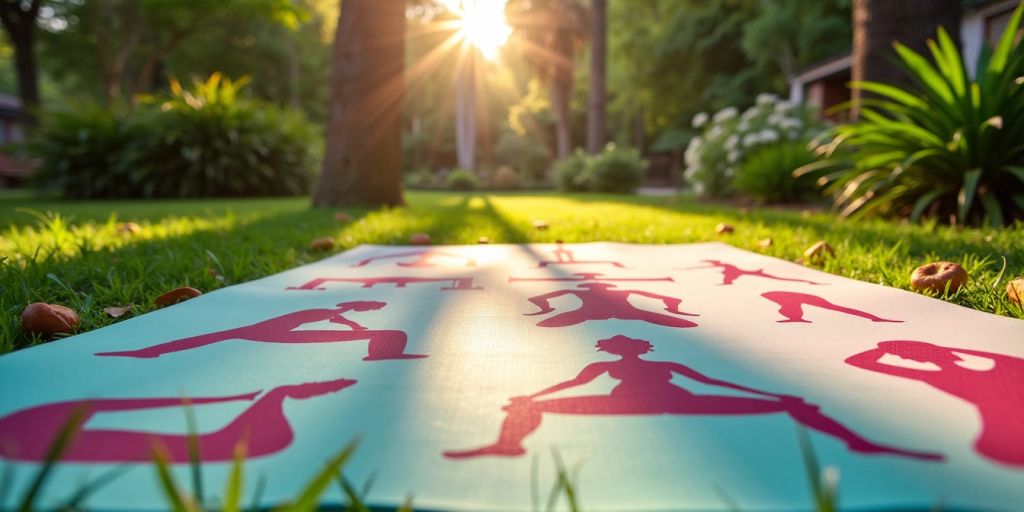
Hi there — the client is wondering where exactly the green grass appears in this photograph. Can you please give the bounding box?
[1,191,1022,353]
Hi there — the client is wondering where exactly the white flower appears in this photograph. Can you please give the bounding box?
[691,180,706,195]
[712,106,738,123]
[775,101,794,113]
[738,120,750,132]
[708,125,725,140]
[691,112,709,129]
[741,107,759,122]
[760,129,779,143]
[756,93,779,106]
[742,133,759,147]
[725,135,739,150]
[727,149,740,163]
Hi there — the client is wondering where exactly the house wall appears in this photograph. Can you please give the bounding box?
[962,0,1019,76]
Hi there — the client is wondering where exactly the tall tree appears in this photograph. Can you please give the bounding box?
[586,0,605,154]
[851,0,960,116]
[508,0,587,159]
[0,0,41,116]
[313,0,406,207]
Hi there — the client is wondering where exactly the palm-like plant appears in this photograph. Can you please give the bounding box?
[803,3,1024,227]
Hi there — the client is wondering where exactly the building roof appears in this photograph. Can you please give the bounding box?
[789,53,852,84]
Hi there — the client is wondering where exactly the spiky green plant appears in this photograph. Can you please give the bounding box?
[802,3,1024,227]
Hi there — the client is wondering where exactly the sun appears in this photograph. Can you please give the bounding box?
[450,0,512,60]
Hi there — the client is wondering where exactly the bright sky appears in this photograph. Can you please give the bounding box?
[446,0,512,60]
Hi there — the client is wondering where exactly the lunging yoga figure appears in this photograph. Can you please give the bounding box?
[0,379,354,463]
[96,301,426,361]
[524,283,698,328]
[847,340,1024,467]
[445,336,940,461]
[681,260,823,286]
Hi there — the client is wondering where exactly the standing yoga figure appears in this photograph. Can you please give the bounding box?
[96,301,426,361]
[524,283,699,328]
[0,379,355,463]
[445,335,940,461]
[847,340,1024,467]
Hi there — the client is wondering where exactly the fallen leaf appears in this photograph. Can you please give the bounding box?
[803,240,835,265]
[117,222,142,235]
[410,233,432,245]
[533,220,549,230]
[103,305,132,318]
[154,287,202,307]
[715,223,734,235]
[309,237,335,251]
[757,238,773,248]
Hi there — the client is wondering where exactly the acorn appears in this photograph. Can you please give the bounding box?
[715,223,734,235]
[154,287,202,307]
[21,303,79,338]
[1007,277,1023,305]
[910,262,968,294]
[409,233,431,245]
[532,220,549,230]
[309,237,335,251]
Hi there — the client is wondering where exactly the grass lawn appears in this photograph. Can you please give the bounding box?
[1,190,1022,354]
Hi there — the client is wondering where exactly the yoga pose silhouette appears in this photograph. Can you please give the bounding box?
[761,291,902,323]
[536,244,625,268]
[96,301,427,361]
[445,335,940,461]
[847,340,1024,467]
[351,250,477,268]
[681,260,823,286]
[0,379,354,463]
[288,276,480,291]
[510,273,672,284]
[524,283,698,328]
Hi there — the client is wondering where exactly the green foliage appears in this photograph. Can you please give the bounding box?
[554,149,591,192]
[808,4,1024,227]
[587,144,646,194]
[684,94,824,198]
[734,142,819,203]
[494,131,552,182]
[32,74,319,199]
[446,168,478,191]
[491,166,523,190]
[554,145,646,193]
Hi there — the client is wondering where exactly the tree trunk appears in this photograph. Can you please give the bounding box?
[313,0,406,208]
[11,26,37,115]
[586,0,606,154]
[851,0,961,118]
[454,55,476,170]
[551,80,572,160]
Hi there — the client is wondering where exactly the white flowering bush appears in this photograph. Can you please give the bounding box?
[683,94,824,198]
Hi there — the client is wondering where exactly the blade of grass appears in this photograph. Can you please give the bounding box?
[223,439,247,512]
[60,464,133,510]
[274,439,358,512]
[182,399,205,508]
[150,443,195,512]
[335,473,369,512]
[18,405,87,512]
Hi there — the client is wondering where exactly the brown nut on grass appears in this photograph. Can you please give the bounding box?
[910,262,968,294]
[334,212,354,223]
[410,233,431,245]
[309,237,335,251]
[22,303,79,338]
[532,220,549,230]
[154,287,202,307]
[803,241,835,265]
[1007,277,1024,305]
[715,223,734,235]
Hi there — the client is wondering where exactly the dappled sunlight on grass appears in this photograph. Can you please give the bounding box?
[1,191,1021,354]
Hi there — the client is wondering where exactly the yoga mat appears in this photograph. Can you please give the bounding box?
[1,243,1022,510]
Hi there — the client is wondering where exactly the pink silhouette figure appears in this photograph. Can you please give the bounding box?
[525,283,699,328]
[537,244,625,268]
[444,336,940,460]
[510,273,672,284]
[0,379,354,463]
[761,291,902,323]
[847,340,1024,467]
[681,260,824,285]
[288,276,480,291]
[352,250,476,268]
[95,301,426,361]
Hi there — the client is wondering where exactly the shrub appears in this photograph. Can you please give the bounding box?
[554,149,591,192]
[683,94,825,198]
[446,168,478,191]
[404,167,437,189]
[32,74,319,199]
[587,143,646,193]
[494,131,551,181]
[804,5,1024,227]
[734,142,819,203]
[490,165,522,190]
